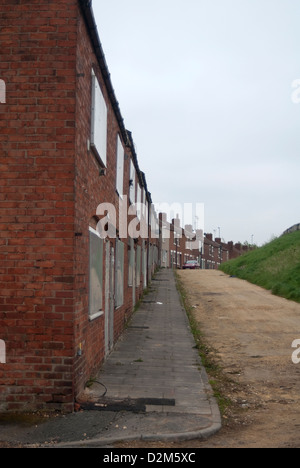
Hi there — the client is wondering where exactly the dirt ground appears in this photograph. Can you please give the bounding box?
[177,270,300,448]
[120,270,300,449]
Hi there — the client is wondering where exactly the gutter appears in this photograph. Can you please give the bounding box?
[78,1,154,227]
[78,0,128,145]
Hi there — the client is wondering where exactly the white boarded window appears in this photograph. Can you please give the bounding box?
[136,245,141,287]
[142,241,147,288]
[115,239,124,308]
[91,70,107,167]
[0,80,6,104]
[89,227,104,320]
[129,160,136,205]
[116,135,124,198]
[136,184,142,220]
[128,237,134,287]
[0,340,6,364]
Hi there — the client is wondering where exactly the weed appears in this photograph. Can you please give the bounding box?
[175,272,234,417]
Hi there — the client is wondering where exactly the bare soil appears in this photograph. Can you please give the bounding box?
[119,270,300,448]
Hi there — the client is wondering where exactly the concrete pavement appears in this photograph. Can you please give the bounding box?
[0,269,221,447]
[74,269,221,446]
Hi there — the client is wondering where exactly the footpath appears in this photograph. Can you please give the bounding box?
[0,269,221,448]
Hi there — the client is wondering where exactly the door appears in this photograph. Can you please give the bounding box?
[109,246,115,350]
[129,237,136,307]
[132,246,136,307]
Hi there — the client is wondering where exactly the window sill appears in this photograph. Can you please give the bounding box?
[89,311,104,322]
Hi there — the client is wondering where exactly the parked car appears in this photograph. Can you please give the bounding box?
[182,260,200,270]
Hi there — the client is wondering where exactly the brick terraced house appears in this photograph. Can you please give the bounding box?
[0,0,252,413]
[201,234,228,270]
[0,0,159,412]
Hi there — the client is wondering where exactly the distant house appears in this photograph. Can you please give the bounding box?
[158,215,200,269]
[201,234,228,269]
[201,234,254,268]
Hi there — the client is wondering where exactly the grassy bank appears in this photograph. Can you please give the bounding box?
[219,231,300,303]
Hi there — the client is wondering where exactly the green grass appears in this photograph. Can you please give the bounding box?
[219,231,300,303]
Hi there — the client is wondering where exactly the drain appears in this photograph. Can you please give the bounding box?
[79,397,175,413]
[142,398,175,406]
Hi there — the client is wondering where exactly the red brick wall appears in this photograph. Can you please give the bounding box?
[71,8,150,400]
[73,11,133,398]
[0,0,155,412]
[0,0,79,412]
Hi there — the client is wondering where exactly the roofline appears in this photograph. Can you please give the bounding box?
[78,0,128,145]
[78,1,153,205]
[127,131,153,204]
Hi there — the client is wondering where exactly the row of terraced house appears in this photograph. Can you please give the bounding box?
[0,0,248,412]
[0,0,163,412]
[158,215,252,270]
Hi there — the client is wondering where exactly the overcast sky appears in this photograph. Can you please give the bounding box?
[93,0,300,246]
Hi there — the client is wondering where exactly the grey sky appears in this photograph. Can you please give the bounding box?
[93,0,300,245]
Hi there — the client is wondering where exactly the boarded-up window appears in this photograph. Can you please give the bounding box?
[136,184,142,220]
[0,80,6,104]
[136,245,141,287]
[115,239,124,308]
[129,160,136,205]
[0,340,6,364]
[91,70,107,167]
[142,240,147,288]
[116,135,124,198]
[128,238,134,287]
[89,227,104,319]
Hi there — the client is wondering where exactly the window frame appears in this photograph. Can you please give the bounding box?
[129,160,136,205]
[136,244,141,287]
[0,79,6,104]
[89,226,104,321]
[116,135,124,199]
[115,238,125,309]
[91,70,108,168]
